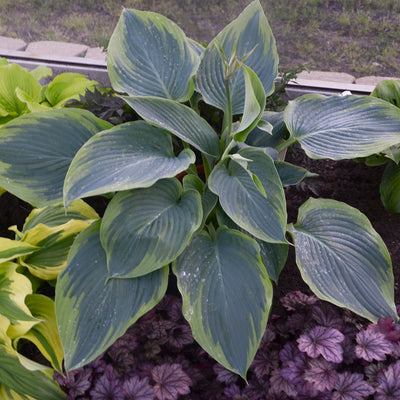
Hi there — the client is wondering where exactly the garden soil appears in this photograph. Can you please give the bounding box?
[0,145,399,311]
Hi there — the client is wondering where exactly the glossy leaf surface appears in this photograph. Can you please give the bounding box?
[174,227,272,378]
[208,148,287,243]
[108,8,199,101]
[101,179,202,278]
[56,221,168,370]
[285,94,400,159]
[0,109,112,207]
[196,0,278,114]
[289,198,398,322]
[123,96,220,157]
[64,121,195,207]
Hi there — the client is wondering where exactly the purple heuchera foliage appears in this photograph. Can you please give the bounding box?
[297,325,345,363]
[54,293,400,400]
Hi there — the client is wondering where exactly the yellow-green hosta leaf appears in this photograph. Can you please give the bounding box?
[284,94,400,160]
[22,200,99,233]
[0,345,65,400]
[0,63,42,118]
[14,294,64,372]
[0,238,38,263]
[174,227,272,378]
[108,8,199,101]
[0,109,112,207]
[64,121,195,207]
[20,219,94,280]
[101,179,202,278]
[0,315,11,348]
[15,87,50,113]
[0,262,37,329]
[44,73,97,108]
[196,0,278,114]
[289,198,398,323]
[371,79,400,108]
[30,65,53,82]
[0,385,35,400]
[56,220,168,370]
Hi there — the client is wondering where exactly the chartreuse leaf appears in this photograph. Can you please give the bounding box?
[284,94,400,160]
[0,238,38,263]
[108,8,199,101]
[14,294,63,372]
[64,121,195,207]
[101,179,202,278]
[0,345,65,399]
[0,314,11,347]
[0,262,37,326]
[123,96,220,158]
[56,220,168,371]
[234,65,266,142]
[208,147,287,243]
[196,0,278,114]
[173,227,272,378]
[30,65,52,82]
[0,109,112,207]
[0,63,42,118]
[289,198,398,323]
[380,161,400,213]
[44,73,97,108]
[371,79,400,108]
[19,219,95,280]
[22,200,99,232]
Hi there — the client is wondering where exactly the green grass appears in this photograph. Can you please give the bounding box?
[0,0,399,77]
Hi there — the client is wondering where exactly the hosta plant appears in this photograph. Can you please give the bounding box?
[0,199,98,399]
[0,0,399,381]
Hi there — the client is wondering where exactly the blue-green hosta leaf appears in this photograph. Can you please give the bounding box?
[0,109,112,207]
[289,198,398,322]
[195,0,278,114]
[215,206,288,283]
[56,220,168,371]
[22,200,99,232]
[101,179,202,278]
[0,63,42,118]
[380,161,400,213]
[383,144,400,164]
[208,147,287,243]
[15,294,64,372]
[371,79,400,108]
[233,65,266,142]
[123,96,220,158]
[284,94,400,160]
[64,121,195,207]
[275,161,318,187]
[173,227,272,378]
[108,8,199,101]
[0,345,65,400]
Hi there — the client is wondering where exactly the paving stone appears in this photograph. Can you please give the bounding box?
[355,76,399,86]
[25,41,89,58]
[0,36,27,51]
[85,47,107,62]
[296,70,356,83]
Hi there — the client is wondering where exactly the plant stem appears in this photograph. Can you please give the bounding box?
[221,79,233,150]
[275,137,296,154]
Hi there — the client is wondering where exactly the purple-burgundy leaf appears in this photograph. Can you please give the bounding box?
[355,328,393,362]
[123,376,154,400]
[375,361,400,400]
[152,363,192,400]
[303,358,339,392]
[297,326,344,363]
[332,372,374,400]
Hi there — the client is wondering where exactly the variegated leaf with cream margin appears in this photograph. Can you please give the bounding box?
[173,227,273,378]
[288,198,398,323]
[107,8,200,101]
[101,178,203,278]
[0,109,112,207]
[56,220,168,371]
[195,0,278,115]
